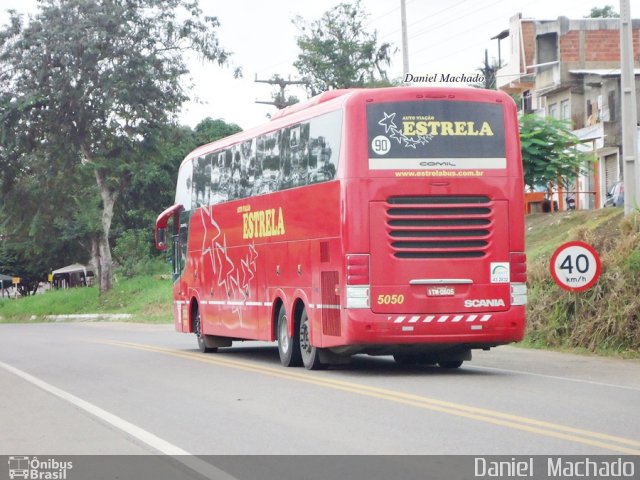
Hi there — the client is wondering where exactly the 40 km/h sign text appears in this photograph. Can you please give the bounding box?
[550,241,601,292]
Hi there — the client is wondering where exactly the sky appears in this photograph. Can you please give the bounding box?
[0,0,618,130]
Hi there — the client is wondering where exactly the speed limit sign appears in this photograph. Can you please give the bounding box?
[550,241,601,292]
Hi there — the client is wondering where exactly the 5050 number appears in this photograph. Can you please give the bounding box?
[377,294,405,305]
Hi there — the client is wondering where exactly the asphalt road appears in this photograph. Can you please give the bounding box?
[1,322,639,457]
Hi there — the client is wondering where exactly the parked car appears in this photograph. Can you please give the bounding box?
[604,181,624,207]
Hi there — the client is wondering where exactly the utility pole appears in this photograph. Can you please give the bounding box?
[255,74,306,110]
[619,0,638,214]
[401,0,409,78]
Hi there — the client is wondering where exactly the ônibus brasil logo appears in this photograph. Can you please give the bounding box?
[8,456,73,480]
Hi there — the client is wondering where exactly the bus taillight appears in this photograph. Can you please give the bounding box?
[510,252,527,306]
[510,252,527,283]
[346,254,370,285]
[346,254,370,309]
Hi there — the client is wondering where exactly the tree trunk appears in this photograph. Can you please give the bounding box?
[94,169,119,295]
[90,235,100,286]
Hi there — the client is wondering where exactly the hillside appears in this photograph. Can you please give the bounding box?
[525,207,640,356]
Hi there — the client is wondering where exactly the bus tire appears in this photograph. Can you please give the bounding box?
[277,305,302,367]
[438,360,463,369]
[299,308,325,370]
[194,306,217,353]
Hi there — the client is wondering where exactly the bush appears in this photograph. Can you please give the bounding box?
[113,229,168,278]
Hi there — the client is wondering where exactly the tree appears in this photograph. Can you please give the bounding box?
[474,50,502,90]
[194,118,242,147]
[585,5,619,18]
[292,1,394,95]
[519,114,592,191]
[0,0,230,294]
[112,118,241,267]
[111,122,195,268]
[0,139,99,288]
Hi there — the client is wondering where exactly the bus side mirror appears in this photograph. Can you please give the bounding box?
[155,204,183,251]
[156,227,167,251]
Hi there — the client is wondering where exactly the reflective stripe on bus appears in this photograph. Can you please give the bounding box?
[391,314,491,323]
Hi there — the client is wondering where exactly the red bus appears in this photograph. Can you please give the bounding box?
[155,86,527,370]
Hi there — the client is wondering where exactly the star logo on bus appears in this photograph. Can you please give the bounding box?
[402,135,432,149]
[379,112,433,149]
[378,112,397,133]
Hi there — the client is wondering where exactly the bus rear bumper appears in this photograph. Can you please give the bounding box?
[322,307,526,352]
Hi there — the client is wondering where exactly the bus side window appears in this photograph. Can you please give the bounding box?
[220,149,233,201]
[192,155,209,208]
[209,152,220,205]
[175,159,193,212]
[211,152,226,204]
[203,153,214,206]
[279,126,293,190]
[240,139,255,199]
[308,110,342,184]
[261,130,280,195]
[254,136,266,196]
[290,123,309,187]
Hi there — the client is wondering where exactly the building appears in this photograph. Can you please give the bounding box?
[494,14,640,210]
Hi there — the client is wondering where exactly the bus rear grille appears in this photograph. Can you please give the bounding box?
[386,196,492,259]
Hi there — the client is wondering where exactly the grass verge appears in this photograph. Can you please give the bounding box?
[0,274,173,323]
[524,208,640,357]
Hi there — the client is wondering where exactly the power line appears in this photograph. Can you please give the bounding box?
[254,75,306,110]
[410,0,507,42]
[376,0,469,43]
[410,14,506,60]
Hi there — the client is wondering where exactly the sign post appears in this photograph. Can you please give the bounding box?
[549,241,601,292]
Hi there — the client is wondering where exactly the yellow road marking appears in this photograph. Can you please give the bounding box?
[101,340,640,455]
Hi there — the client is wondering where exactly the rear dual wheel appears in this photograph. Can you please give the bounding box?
[299,309,324,370]
[277,305,302,367]
[277,305,325,370]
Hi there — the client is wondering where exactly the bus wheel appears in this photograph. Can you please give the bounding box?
[299,309,325,370]
[277,305,301,367]
[194,307,216,353]
[438,360,463,369]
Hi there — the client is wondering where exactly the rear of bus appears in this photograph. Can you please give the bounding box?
[337,87,526,365]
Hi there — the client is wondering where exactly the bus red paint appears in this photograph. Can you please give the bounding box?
[155,87,527,370]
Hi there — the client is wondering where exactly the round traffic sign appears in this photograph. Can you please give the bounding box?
[549,241,601,292]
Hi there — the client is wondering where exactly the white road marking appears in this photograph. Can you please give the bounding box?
[0,361,237,480]
[466,364,640,392]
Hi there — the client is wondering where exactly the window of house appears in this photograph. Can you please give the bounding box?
[560,100,570,121]
[536,33,558,71]
[548,103,558,119]
[608,91,617,121]
[522,91,532,112]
